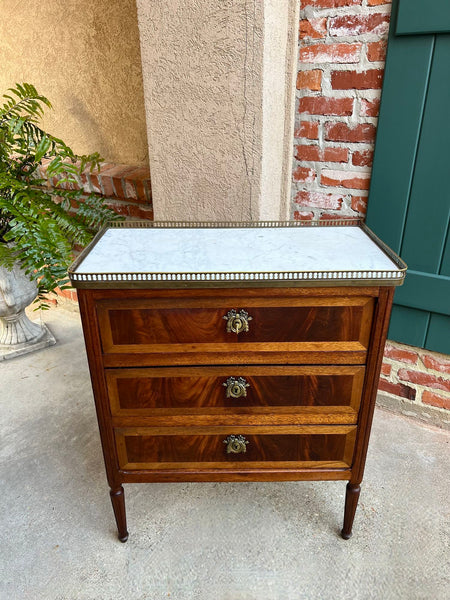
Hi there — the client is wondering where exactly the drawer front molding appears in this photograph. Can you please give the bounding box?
[106,365,365,424]
[114,426,357,472]
[97,295,374,358]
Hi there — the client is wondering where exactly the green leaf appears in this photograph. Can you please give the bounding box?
[0,83,123,308]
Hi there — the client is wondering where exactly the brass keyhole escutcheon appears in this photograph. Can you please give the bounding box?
[223,376,250,399]
[223,309,252,334]
[223,434,249,454]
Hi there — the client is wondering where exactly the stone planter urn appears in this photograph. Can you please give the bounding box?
[0,263,55,360]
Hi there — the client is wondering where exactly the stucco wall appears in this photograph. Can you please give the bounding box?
[136,0,264,221]
[0,0,148,166]
[136,0,299,222]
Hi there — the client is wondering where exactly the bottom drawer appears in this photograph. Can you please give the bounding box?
[115,426,356,471]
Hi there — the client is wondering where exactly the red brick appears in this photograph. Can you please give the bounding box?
[93,163,116,195]
[127,204,154,220]
[329,14,390,37]
[378,379,416,400]
[321,169,371,190]
[99,175,115,197]
[128,167,150,179]
[297,69,323,91]
[58,287,78,302]
[368,40,387,62]
[295,190,343,209]
[136,180,151,203]
[300,18,327,40]
[295,144,348,162]
[295,121,319,139]
[79,171,92,194]
[368,0,391,5]
[299,96,354,116]
[351,195,368,214]
[398,370,450,393]
[106,201,129,217]
[422,354,450,374]
[300,43,362,64]
[122,179,138,200]
[293,166,316,182]
[381,363,392,377]
[325,122,376,143]
[323,146,349,162]
[87,173,102,195]
[301,0,362,7]
[293,210,315,221]
[320,213,354,221]
[360,98,380,117]
[295,145,320,161]
[331,69,384,90]
[422,391,450,411]
[100,164,138,199]
[352,150,373,167]
[384,343,418,365]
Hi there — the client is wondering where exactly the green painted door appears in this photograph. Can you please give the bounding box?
[367,0,450,354]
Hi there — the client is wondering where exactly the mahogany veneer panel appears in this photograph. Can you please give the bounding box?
[115,426,357,471]
[97,295,374,355]
[106,365,365,418]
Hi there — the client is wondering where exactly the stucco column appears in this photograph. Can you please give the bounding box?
[136,0,300,221]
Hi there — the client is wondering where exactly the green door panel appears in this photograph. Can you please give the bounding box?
[394,271,450,315]
[400,35,450,272]
[366,33,434,253]
[425,314,450,354]
[397,0,450,36]
[388,305,429,348]
[367,0,450,355]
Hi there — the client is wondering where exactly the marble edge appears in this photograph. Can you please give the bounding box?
[67,220,407,289]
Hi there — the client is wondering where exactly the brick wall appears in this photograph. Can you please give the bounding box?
[37,161,153,306]
[38,160,153,220]
[293,0,391,220]
[379,341,450,427]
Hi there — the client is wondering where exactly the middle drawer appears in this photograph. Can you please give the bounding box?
[106,365,365,425]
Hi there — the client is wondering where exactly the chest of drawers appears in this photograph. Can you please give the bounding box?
[69,220,406,542]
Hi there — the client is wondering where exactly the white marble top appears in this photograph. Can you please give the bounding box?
[70,224,405,286]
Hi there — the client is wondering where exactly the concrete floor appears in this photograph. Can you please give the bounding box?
[0,308,449,600]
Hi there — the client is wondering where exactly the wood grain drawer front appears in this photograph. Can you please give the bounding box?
[115,426,357,471]
[97,296,374,358]
[106,366,365,425]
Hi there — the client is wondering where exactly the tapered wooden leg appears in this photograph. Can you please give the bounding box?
[341,483,361,540]
[110,486,129,542]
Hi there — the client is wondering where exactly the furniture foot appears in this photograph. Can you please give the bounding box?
[110,486,129,542]
[341,483,361,540]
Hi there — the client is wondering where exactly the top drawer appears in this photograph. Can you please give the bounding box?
[96,294,374,364]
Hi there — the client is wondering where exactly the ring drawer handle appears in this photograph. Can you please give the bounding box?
[223,435,249,454]
[223,376,250,398]
[223,309,252,334]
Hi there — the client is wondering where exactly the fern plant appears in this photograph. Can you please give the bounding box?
[0,83,120,307]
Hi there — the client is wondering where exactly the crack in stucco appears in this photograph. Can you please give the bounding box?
[242,0,252,217]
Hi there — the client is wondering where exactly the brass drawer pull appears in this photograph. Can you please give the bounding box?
[223,435,249,454]
[223,376,250,398]
[223,309,252,334]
